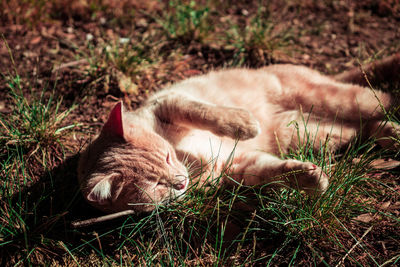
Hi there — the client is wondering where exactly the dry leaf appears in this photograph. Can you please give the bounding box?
[380,201,391,210]
[387,201,400,212]
[30,36,41,45]
[0,101,11,113]
[369,158,400,170]
[23,51,38,58]
[353,213,374,223]
[116,71,138,95]
[352,158,400,170]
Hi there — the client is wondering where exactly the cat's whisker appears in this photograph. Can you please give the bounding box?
[179,151,199,178]
[180,151,191,166]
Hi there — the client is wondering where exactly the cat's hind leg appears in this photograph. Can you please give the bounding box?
[289,118,360,153]
[273,111,359,154]
[334,54,400,87]
[268,65,393,122]
[288,116,400,153]
[294,82,391,122]
[226,151,329,195]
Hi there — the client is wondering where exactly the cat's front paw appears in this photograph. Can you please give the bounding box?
[283,160,329,195]
[215,108,261,140]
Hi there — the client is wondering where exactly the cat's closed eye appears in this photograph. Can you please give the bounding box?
[157,179,168,187]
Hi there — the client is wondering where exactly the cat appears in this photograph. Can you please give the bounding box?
[77,61,400,214]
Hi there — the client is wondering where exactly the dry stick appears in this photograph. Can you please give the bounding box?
[334,226,373,267]
[71,210,135,228]
[52,58,89,73]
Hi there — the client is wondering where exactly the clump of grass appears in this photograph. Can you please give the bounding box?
[101,39,155,78]
[81,35,162,100]
[80,28,190,100]
[225,5,293,66]
[0,73,76,179]
[0,43,79,265]
[274,108,400,264]
[156,0,212,43]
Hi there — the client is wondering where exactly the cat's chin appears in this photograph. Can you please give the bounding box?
[171,189,187,201]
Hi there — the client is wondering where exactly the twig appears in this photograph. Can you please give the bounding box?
[335,226,373,267]
[71,210,135,228]
[52,59,89,73]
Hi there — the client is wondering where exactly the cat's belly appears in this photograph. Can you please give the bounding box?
[175,130,237,164]
[174,129,264,183]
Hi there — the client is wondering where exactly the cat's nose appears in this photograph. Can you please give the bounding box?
[173,179,187,190]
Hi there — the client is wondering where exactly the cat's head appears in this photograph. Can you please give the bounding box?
[77,102,189,213]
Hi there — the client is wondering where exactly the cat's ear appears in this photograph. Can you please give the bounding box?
[87,174,124,204]
[103,101,124,138]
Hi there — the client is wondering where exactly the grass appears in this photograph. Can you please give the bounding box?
[81,36,156,98]
[0,45,77,185]
[225,4,293,66]
[156,0,212,43]
[0,45,79,265]
[1,0,400,265]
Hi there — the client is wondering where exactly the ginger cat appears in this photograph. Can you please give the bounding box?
[78,62,399,213]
